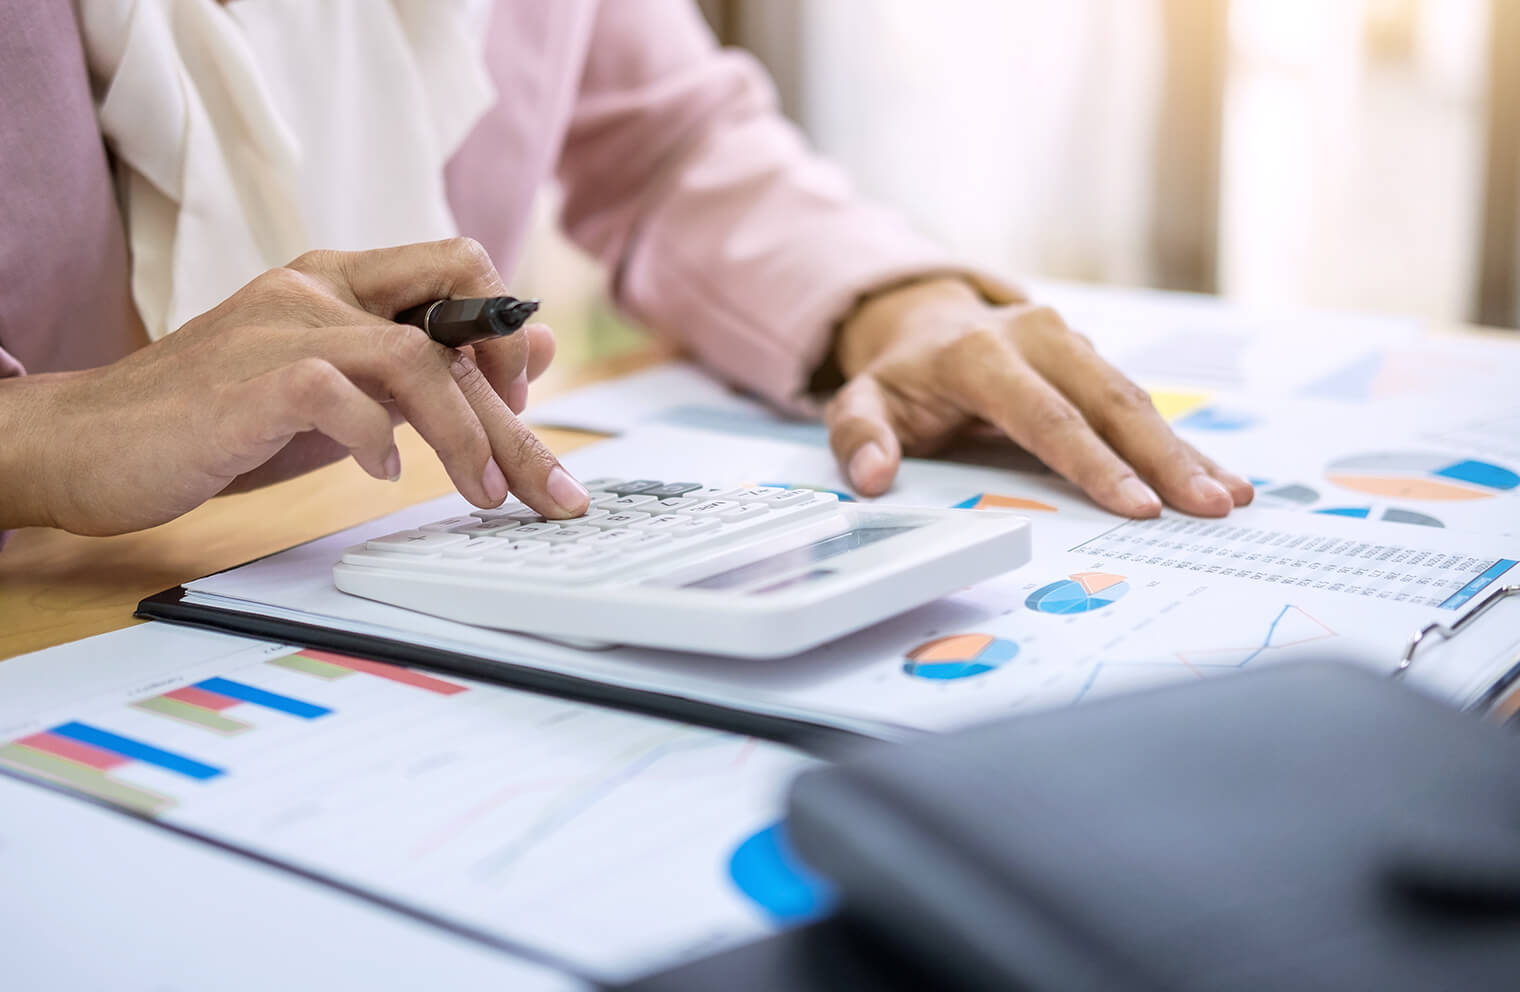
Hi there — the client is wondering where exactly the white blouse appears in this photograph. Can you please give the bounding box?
[74,0,495,339]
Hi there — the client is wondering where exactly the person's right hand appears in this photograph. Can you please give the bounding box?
[2,239,590,536]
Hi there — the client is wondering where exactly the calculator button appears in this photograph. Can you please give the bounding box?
[579,478,625,492]
[667,517,723,538]
[366,530,469,554]
[723,503,772,522]
[602,494,657,510]
[605,480,664,496]
[645,482,703,498]
[569,508,613,524]
[684,499,741,516]
[451,519,519,537]
[680,486,740,501]
[543,543,600,560]
[537,525,604,543]
[729,487,785,502]
[440,538,509,559]
[420,516,479,532]
[511,522,562,538]
[761,489,818,507]
[561,551,619,570]
[589,493,627,508]
[656,497,696,511]
[482,540,551,559]
[580,528,642,547]
[596,511,651,528]
[629,514,689,531]
[477,504,545,524]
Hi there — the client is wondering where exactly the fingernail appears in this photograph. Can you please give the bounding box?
[1118,477,1161,514]
[507,370,529,415]
[547,466,589,514]
[849,442,889,489]
[1190,474,1232,508]
[383,446,401,482]
[481,459,509,505]
[1221,471,1254,503]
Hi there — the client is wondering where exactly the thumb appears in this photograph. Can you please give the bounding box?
[825,374,903,497]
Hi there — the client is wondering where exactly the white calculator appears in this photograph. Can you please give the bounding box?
[333,479,1032,658]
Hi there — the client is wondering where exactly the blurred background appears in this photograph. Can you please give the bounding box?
[520,0,1520,373]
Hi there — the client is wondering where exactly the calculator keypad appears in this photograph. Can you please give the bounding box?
[347,480,841,583]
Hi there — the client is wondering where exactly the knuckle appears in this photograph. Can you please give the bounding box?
[381,322,439,368]
[1008,305,1067,343]
[282,357,344,404]
[1030,398,1087,438]
[937,325,1007,375]
[440,236,494,276]
[286,249,339,274]
[1102,377,1156,414]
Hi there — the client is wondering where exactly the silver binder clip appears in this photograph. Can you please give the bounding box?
[1396,583,1520,677]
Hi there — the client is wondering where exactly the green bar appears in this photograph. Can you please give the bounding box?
[132,696,251,736]
[0,743,173,816]
[268,653,354,681]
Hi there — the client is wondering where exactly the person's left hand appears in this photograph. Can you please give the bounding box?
[824,276,1254,517]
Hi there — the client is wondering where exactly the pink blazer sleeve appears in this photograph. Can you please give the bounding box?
[555,0,963,409]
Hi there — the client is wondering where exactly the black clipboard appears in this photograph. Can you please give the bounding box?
[135,583,869,757]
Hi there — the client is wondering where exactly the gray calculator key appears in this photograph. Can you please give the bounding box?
[606,480,664,496]
[579,478,625,492]
[645,482,703,498]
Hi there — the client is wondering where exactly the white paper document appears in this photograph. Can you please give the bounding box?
[181,413,1520,734]
[0,774,581,992]
[0,625,818,983]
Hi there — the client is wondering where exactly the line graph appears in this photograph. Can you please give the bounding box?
[1073,604,1337,703]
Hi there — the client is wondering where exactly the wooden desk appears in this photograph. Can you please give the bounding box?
[0,345,673,660]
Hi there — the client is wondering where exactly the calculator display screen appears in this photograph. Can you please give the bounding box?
[683,526,919,593]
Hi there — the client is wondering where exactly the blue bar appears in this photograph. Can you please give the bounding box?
[194,677,332,719]
[1440,559,1519,611]
[50,722,223,780]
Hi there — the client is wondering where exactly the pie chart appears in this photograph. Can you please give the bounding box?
[1314,506,1444,527]
[954,493,1058,512]
[1026,572,1130,615]
[727,822,833,922]
[1326,453,1519,502]
[902,634,1020,681]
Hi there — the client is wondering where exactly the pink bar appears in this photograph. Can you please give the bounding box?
[297,650,468,696]
[17,731,130,771]
[163,686,240,712]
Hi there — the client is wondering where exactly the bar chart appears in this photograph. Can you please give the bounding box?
[0,640,806,979]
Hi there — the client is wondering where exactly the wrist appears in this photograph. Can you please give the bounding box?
[0,372,76,529]
[834,275,986,378]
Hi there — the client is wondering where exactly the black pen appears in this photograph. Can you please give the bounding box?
[395,296,540,349]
